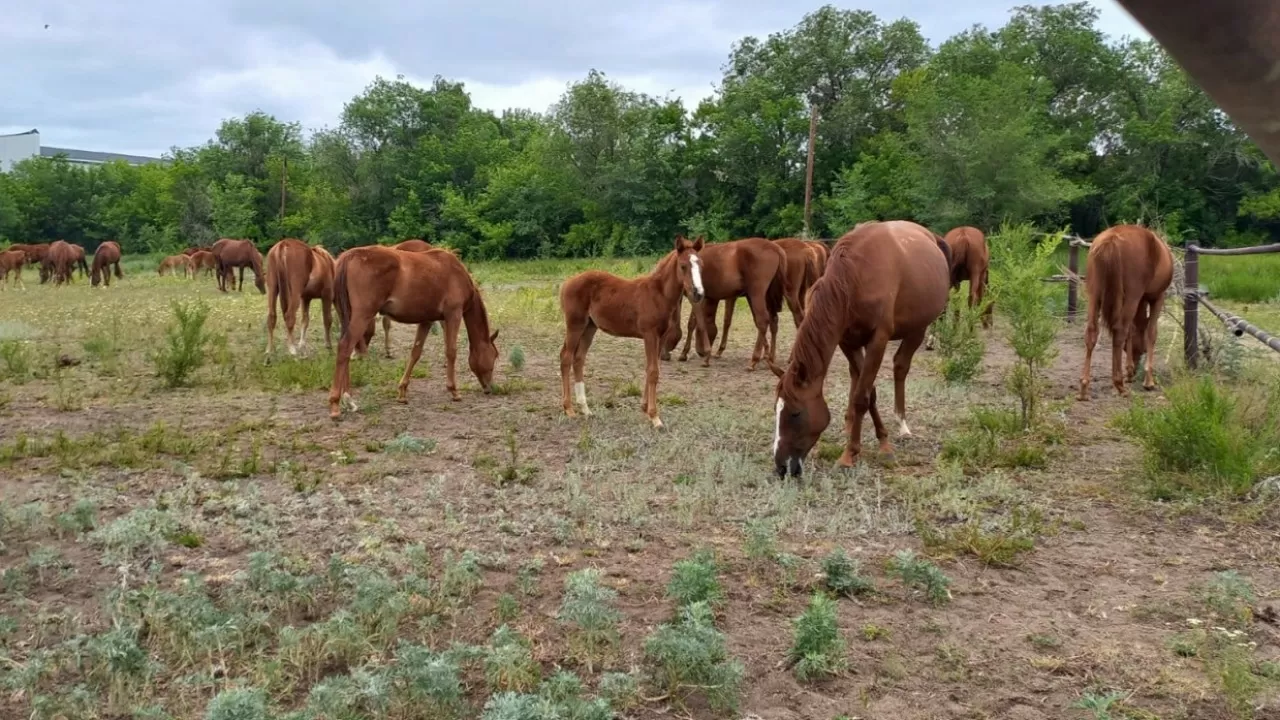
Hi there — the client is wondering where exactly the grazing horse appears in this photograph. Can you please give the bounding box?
[371,239,435,357]
[675,238,791,368]
[769,221,951,476]
[9,244,50,283]
[46,241,81,285]
[91,241,124,287]
[925,226,992,350]
[560,236,705,428]
[265,239,336,355]
[211,238,265,293]
[181,247,205,256]
[189,250,217,277]
[1079,224,1174,400]
[158,254,193,277]
[0,249,26,289]
[328,246,499,419]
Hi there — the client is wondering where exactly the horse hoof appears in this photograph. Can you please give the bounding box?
[837,451,857,468]
[651,417,665,429]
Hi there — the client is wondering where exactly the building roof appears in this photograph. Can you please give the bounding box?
[0,129,39,137]
[40,146,164,165]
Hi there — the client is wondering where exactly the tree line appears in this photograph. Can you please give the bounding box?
[3,2,1279,260]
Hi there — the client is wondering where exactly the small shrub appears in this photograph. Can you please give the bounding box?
[920,507,1043,567]
[887,550,952,604]
[742,519,777,565]
[667,548,723,610]
[932,286,988,384]
[1201,570,1256,625]
[988,224,1062,428]
[485,625,541,693]
[496,593,520,623]
[1072,690,1126,720]
[0,340,32,383]
[789,593,847,682]
[1117,376,1276,499]
[205,687,270,720]
[598,671,641,711]
[820,548,874,597]
[152,300,215,387]
[54,498,97,536]
[382,433,436,455]
[557,568,622,671]
[509,346,526,371]
[643,602,743,714]
[392,642,464,716]
[88,506,182,565]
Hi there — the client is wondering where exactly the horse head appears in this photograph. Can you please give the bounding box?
[673,235,705,304]
[766,358,830,478]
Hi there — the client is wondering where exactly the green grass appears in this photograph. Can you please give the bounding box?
[1201,253,1280,303]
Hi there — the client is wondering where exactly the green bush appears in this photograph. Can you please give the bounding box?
[819,548,874,597]
[789,593,847,681]
[667,548,724,610]
[887,550,952,605]
[152,300,215,388]
[557,568,622,670]
[988,224,1062,428]
[932,286,989,384]
[643,602,743,714]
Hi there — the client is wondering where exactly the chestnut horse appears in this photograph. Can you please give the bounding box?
[0,249,26,289]
[91,241,123,287]
[328,246,499,419]
[373,239,435,357]
[676,237,791,369]
[925,226,993,351]
[10,244,51,283]
[211,238,265,293]
[181,247,205,256]
[265,239,336,355]
[769,221,951,476]
[46,241,82,285]
[158,254,193,277]
[559,235,705,428]
[1079,224,1174,399]
[190,250,217,277]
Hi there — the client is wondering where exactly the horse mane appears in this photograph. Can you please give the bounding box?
[781,248,853,399]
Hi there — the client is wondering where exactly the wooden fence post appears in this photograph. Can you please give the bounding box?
[1066,240,1079,323]
[1183,244,1200,369]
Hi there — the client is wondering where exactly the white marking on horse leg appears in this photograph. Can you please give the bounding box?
[341,392,358,413]
[897,412,912,438]
[773,397,784,455]
[574,381,591,416]
[690,254,704,296]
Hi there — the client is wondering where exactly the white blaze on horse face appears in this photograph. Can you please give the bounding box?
[689,254,704,296]
[773,396,784,455]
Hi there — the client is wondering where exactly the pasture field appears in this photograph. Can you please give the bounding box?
[2,255,1279,720]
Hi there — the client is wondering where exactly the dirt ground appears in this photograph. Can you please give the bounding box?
[1,264,1278,720]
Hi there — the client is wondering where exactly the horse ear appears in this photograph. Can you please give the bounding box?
[766,359,786,378]
[674,235,686,251]
[693,236,704,251]
[490,330,499,342]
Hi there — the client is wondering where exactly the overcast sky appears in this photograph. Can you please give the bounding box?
[0,1,1148,158]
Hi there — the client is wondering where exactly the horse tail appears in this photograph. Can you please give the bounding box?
[1091,235,1125,336]
[334,256,352,342]
[766,249,786,317]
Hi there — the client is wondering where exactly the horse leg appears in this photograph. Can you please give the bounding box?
[397,323,432,404]
[839,342,889,465]
[572,323,598,417]
[785,286,803,328]
[298,298,312,356]
[1142,294,1164,391]
[715,299,732,358]
[891,330,927,438]
[643,332,664,429]
[265,275,279,355]
[283,288,302,356]
[1127,300,1148,383]
[238,266,246,292]
[745,293,771,371]
[440,312,463,401]
[661,296,681,361]
[1111,297,1141,397]
[382,316,394,358]
[767,305,779,363]
[843,331,891,465]
[329,309,374,419]
[321,295,334,352]
[1079,287,1102,401]
[560,315,588,416]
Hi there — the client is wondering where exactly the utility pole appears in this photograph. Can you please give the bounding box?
[803,101,818,236]
[279,156,288,222]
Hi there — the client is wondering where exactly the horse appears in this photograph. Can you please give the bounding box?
[46,241,82,285]
[265,239,335,356]
[189,250,217,277]
[559,235,705,428]
[91,241,124,287]
[925,226,993,350]
[211,238,265,293]
[1079,224,1174,400]
[10,244,51,283]
[372,239,435,357]
[328,246,499,419]
[158,254,193,277]
[181,247,205,256]
[0,249,26,289]
[769,221,951,476]
[676,237,791,369]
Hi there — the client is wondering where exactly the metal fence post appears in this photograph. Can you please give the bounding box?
[1183,244,1200,369]
[1066,240,1079,323]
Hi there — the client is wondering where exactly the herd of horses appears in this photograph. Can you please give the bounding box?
[3,220,1173,477]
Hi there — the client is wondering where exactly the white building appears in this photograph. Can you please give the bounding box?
[0,129,164,172]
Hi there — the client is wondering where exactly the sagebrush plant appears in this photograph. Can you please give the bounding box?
[152,300,215,387]
[485,625,541,693]
[932,286,990,384]
[1117,376,1278,499]
[790,593,848,682]
[643,601,743,714]
[1201,570,1256,625]
[509,345,526,371]
[743,518,778,566]
[888,550,952,604]
[0,340,32,383]
[557,568,622,671]
[667,548,724,610]
[820,548,874,597]
[204,687,270,720]
[987,224,1062,428]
